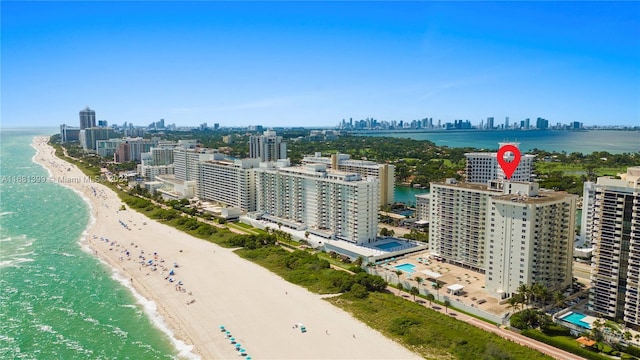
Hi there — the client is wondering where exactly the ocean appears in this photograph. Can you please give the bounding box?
[359,129,639,154]
[0,129,181,359]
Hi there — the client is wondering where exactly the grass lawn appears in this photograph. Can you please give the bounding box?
[534,162,627,176]
[329,292,553,360]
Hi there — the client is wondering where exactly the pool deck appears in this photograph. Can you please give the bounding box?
[376,251,506,316]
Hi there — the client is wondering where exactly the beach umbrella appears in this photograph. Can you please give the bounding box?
[219,325,225,331]
[235,344,241,349]
[240,348,246,353]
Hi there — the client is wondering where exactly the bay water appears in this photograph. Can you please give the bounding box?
[360,129,639,154]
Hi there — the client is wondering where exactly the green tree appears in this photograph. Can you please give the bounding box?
[414,276,424,292]
[426,293,435,307]
[432,282,442,301]
[444,299,451,314]
[410,286,419,301]
[553,291,566,308]
[396,282,404,295]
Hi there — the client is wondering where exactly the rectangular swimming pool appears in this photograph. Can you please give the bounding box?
[375,241,403,250]
[560,312,591,329]
[394,263,416,273]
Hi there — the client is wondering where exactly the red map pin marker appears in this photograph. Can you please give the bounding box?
[497,144,521,180]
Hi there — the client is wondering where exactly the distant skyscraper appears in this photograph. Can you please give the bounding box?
[486,117,494,130]
[505,117,509,129]
[536,117,549,130]
[79,106,96,129]
[249,130,287,162]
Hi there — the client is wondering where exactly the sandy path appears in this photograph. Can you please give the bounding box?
[32,136,422,360]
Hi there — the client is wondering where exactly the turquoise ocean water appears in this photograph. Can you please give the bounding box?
[0,129,181,359]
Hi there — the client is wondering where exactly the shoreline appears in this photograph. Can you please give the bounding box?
[31,137,201,359]
[32,136,422,360]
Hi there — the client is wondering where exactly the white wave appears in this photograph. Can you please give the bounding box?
[0,211,14,217]
[109,269,201,360]
[37,324,56,334]
[0,257,35,268]
[83,317,99,325]
[0,234,27,242]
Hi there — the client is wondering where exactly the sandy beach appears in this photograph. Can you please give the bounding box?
[32,136,421,360]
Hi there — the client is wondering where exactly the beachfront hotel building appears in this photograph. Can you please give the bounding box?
[79,106,96,129]
[173,147,217,182]
[485,184,575,298]
[79,127,118,152]
[114,137,156,163]
[197,158,260,212]
[137,142,180,180]
[430,179,576,298]
[60,124,81,143]
[587,168,640,328]
[464,142,535,184]
[254,162,380,245]
[249,130,287,162]
[302,153,395,205]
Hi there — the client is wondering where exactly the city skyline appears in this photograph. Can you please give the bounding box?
[2,2,639,128]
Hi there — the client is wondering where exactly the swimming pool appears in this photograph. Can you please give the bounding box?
[395,263,416,273]
[375,241,403,250]
[560,312,591,329]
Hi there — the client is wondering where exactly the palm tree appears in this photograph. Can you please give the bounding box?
[414,276,424,292]
[444,300,451,314]
[394,270,403,285]
[426,294,435,307]
[432,282,442,301]
[553,291,566,308]
[531,283,548,308]
[517,284,531,307]
[396,282,404,295]
[591,320,605,342]
[506,296,521,313]
[410,286,419,301]
[513,293,526,312]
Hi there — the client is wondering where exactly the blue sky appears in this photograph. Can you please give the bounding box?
[2,1,639,128]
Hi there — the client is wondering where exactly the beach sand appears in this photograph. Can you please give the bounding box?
[33,136,421,360]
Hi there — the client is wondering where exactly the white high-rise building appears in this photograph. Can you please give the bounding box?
[197,158,260,211]
[465,143,535,184]
[430,179,576,298]
[249,130,287,162]
[255,163,379,245]
[415,194,431,223]
[173,147,216,182]
[302,153,395,205]
[485,184,575,297]
[588,168,640,326]
[580,181,598,246]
